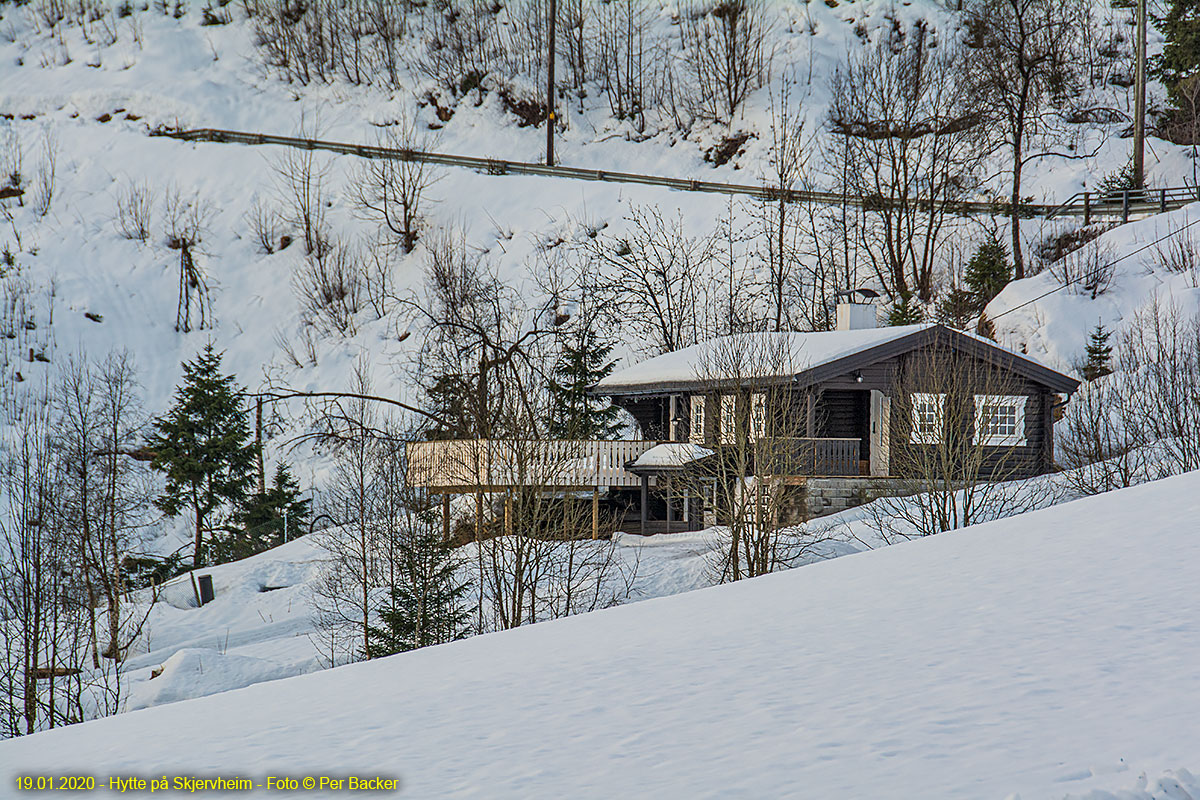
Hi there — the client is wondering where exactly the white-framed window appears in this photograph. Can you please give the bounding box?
[689,395,706,445]
[910,392,944,445]
[750,392,767,440]
[720,394,737,445]
[974,394,1028,447]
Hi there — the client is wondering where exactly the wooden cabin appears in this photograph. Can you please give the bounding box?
[589,304,1080,531]
[405,302,1079,536]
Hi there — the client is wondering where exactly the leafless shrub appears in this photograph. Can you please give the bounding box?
[247,195,279,254]
[418,0,504,100]
[1062,299,1200,493]
[1,128,23,193]
[1059,374,1152,495]
[1118,299,1200,474]
[161,186,214,331]
[162,185,212,249]
[30,132,57,217]
[350,114,440,254]
[594,0,664,133]
[677,0,771,124]
[1049,240,1116,298]
[35,0,68,29]
[114,180,154,242]
[294,237,364,335]
[1033,223,1114,267]
[271,117,329,257]
[1154,225,1200,285]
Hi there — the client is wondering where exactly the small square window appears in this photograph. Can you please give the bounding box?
[974,395,1027,446]
[750,393,767,440]
[690,395,706,445]
[719,394,737,445]
[910,392,944,444]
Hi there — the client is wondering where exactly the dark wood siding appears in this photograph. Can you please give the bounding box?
[605,333,1065,480]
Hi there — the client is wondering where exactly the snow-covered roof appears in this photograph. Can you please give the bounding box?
[594,324,1080,395]
[596,325,930,393]
[628,443,715,471]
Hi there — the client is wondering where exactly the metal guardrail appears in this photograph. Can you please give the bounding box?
[1045,186,1200,223]
[154,127,1198,222]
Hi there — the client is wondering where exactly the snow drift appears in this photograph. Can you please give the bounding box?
[4,471,1200,798]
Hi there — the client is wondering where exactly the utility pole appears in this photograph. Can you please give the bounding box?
[546,0,557,166]
[1133,0,1147,188]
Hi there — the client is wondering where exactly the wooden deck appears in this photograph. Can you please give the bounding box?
[406,439,658,490]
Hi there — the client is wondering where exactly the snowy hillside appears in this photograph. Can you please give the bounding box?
[5,470,1200,798]
[0,0,1188,433]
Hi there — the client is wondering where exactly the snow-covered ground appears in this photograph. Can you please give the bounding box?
[105,521,865,714]
[5,470,1200,798]
[989,201,1200,375]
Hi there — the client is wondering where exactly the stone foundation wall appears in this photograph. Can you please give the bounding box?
[799,478,917,520]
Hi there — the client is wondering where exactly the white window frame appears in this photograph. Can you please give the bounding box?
[689,395,706,445]
[720,394,737,445]
[750,392,767,440]
[974,394,1027,447]
[909,392,945,445]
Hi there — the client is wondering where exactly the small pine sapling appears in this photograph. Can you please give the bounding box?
[365,512,472,657]
[964,235,1012,313]
[1082,321,1114,381]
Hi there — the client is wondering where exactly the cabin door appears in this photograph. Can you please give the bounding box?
[869,390,891,477]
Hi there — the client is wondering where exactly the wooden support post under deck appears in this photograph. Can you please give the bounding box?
[592,487,599,539]
[665,481,673,532]
[475,491,483,544]
[504,491,512,537]
[640,475,649,535]
[442,494,451,542]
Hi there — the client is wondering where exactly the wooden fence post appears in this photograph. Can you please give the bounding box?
[1083,192,1091,226]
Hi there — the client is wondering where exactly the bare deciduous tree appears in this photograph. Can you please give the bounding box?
[678,0,770,124]
[162,185,214,332]
[351,115,440,254]
[966,0,1088,279]
[829,23,982,303]
[583,205,710,355]
[688,334,831,581]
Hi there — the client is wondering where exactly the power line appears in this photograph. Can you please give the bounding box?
[988,215,1195,326]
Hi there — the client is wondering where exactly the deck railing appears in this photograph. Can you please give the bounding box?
[760,437,863,477]
[405,439,658,489]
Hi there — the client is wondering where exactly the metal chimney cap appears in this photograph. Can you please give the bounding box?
[834,288,880,303]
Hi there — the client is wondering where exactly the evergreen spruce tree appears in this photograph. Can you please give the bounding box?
[212,463,310,563]
[148,345,258,567]
[548,329,624,440]
[1156,0,1200,107]
[425,372,474,440]
[365,514,472,657]
[964,235,1012,312]
[1082,322,1114,381]
[888,294,924,326]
